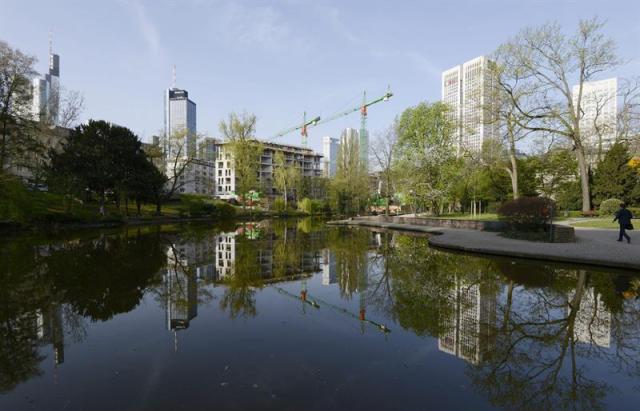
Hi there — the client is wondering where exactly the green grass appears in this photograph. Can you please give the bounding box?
[426,213,500,222]
[570,218,620,229]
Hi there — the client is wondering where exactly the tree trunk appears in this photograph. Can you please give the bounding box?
[507,143,519,200]
[136,197,141,215]
[283,181,287,209]
[575,145,592,212]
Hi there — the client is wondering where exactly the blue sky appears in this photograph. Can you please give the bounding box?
[2,0,639,153]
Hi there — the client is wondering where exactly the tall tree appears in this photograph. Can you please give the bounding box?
[219,112,262,208]
[0,41,37,172]
[330,131,369,214]
[592,142,636,206]
[394,101,457,215]
[48,120,150,213]
[370,122,398,215]
[494,18,620,212]
[273,150,301,209]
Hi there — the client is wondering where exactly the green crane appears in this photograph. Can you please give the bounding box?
[268,87,393,148]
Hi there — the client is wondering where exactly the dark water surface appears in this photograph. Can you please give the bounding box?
[1,220,640,410]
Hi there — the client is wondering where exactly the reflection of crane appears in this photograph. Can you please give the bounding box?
[272,284,391,334]
[268,87,393,147]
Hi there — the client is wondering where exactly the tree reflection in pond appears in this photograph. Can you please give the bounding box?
[1,223,640,410]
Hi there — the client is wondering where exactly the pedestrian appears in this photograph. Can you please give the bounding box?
[613,202,634,243]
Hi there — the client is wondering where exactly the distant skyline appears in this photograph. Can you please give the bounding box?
[2,0,639,154]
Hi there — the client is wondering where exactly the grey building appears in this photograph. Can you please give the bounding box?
[164,88,197,160]
[32,43,60,124]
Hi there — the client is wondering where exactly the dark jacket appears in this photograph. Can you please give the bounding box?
[614,208,633,226]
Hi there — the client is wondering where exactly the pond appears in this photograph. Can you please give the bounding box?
[1,220,640,410]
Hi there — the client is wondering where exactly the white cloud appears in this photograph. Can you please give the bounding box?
[120,0,165,57]
[211,1,310,52]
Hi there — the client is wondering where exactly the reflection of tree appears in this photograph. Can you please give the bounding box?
[468,269,640,410]
[328,227,372,298]
[49,232,165,321]
[220,235,263,319]
[387,236,500,338]
[0,229,167,392]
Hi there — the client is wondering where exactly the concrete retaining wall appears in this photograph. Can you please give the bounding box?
[354,216,507,231]
[353,215,575,243]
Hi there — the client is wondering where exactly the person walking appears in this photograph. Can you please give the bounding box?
[613,203,634,243]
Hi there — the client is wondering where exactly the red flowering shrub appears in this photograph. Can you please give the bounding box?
[498,197,555,231]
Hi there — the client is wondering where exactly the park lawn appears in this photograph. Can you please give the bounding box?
[570,218,619,229]
[428,213,500,222]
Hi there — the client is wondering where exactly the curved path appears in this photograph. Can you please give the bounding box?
[330,220,640,271]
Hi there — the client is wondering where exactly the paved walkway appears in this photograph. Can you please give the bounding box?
[329,219,640,271]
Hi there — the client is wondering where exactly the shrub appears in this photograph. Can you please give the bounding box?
[599,198,623,216]
[298,197,323,215]
[179,195,236,219]
[273,198,286,212]
[497,197,555,231]
[212,201,236,219]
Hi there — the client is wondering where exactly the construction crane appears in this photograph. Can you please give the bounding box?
[269,111,321,146]
[268,87,393,147]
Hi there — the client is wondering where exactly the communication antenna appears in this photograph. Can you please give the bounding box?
[172,65,176,88]
[49,30,53,55]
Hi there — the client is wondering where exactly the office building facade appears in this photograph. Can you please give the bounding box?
[322,136,340,177]
[442,56,498,153]
[164,88,197,160]
[32,46,60,124]
[572,77,618,163]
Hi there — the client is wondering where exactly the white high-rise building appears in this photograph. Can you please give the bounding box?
[32,44,60,124]
[322,136,340,177]
[438,276,496,365]
[573,78,618,162]
[442,56,498,153]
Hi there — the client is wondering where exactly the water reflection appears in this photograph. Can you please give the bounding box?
[1,222,640,409]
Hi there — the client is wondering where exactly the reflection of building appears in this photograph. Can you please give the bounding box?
[216,232,237,278]
[570,288,611,348]
[165,247,199,331]
[36,304,65,365]
[438,278,496,365]
[442,56,498,153]
[321,249,337,285]
[572,78,617,163]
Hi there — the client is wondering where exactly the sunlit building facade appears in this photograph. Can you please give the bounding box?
[572,77,618,163]
[442,56,498,153]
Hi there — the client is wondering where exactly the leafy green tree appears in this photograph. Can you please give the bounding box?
[219,112,263,209]
[273,150,301,209]
[48,120,154,214]
[0,41,38,172]
[592,142,637,206]
[330,132,369,214]
[394,101,457,214]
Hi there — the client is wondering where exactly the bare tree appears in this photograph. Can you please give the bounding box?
[494,18,620,212]
[370,122,398,215]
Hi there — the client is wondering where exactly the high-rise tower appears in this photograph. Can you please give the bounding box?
[32,35,60,124]
[442,56,498,153]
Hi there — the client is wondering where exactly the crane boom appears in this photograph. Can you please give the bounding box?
[267,87,392,146]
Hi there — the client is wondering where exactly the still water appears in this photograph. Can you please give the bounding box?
[1,220,640,410]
